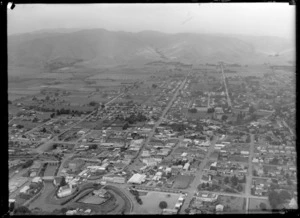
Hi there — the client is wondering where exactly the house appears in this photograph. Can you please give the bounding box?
[32,177,42,183]
[113,176,126,184]
[216,204,224,212]
[196,192,218,202]
[162,208,178,214]
[93,189,107,197]
[183,162,190,171]
[57,184,74,198]
[19,185,30,194]
[200,175,212,185]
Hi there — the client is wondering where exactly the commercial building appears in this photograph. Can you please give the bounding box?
[127,173,146,184]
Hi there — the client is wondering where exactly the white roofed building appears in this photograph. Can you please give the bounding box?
[127,173,146,184]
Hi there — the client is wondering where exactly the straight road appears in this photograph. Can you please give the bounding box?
[126,75,188,167]
[220,63,232,108]
[245,134,255,213]
[180,136,217,213]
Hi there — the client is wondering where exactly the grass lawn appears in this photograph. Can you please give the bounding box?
[249,198,272,212]
[173,175,195,189]
[133,191,181,214]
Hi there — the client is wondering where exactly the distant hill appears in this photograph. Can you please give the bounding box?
[8,28,295,72]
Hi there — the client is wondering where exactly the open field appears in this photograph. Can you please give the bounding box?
[133,191,181,214]
[173,175,195,189]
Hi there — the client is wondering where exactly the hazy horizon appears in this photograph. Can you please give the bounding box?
[8,3,295,40]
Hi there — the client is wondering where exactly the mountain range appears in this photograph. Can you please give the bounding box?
[8,28,295,71]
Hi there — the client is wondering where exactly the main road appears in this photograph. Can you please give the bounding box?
[220,63,232,108]
[245,134,255,213]
[126,74,189,168]
[179,136,218,214]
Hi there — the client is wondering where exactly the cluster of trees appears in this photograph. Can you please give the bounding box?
[88,101,99,107]
[248,105,256,114]
[188,108,197,113]
[15,124,24,129]
[169,123,185,132]
[88,144,98,150]
[236,111,247,124]
[224,175,245,192]
[129,189,143,205]
[268,190,291,209]
[22,159,34,169]
[122,122,129,130]
[56,108,86,116]
[152,84,158,89]
[207,108,215,113]
[124,113,148,124]
[13,206,31,215]
[221,114,228,121]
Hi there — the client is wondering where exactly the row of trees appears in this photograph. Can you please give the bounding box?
[129,189,143,205]
[188,108,197,113]
[124,113,148,124]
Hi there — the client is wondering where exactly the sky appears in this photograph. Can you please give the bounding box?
[8,3,295,39]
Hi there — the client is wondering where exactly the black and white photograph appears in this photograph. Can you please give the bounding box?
[7,2,296,215]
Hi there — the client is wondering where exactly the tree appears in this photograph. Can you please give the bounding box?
[249,105,256,114]
[50,113,55,118]
[268,191,281,209]
[8,100,12,104]
[188,108,197,113]
[279,190,291,202]
[237,184,243,192]
[60,177,67,187]
[89,144,98,150]
[16,124,24,129]
[22,159,34,169]
[221,114,228,122]
[152,84,158,89]
[89,101,98,107]
[14,206,31,215]
[159,201,168,209]
[224,177,229,184]
[259,202,267,210]
[231,175,238,186]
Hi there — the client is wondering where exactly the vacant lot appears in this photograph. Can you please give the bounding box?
[173,175,195,189]
[133,191,180,214]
